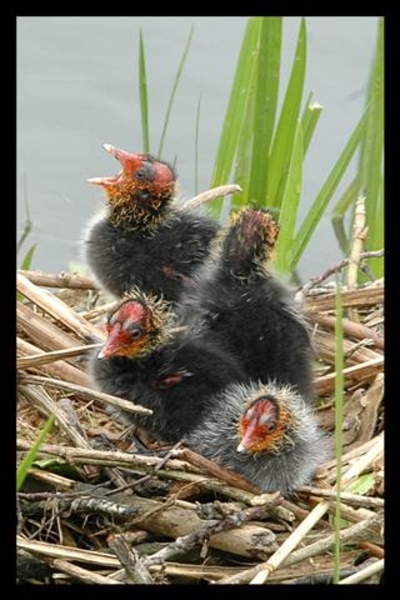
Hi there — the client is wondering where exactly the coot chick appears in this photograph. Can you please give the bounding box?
[89,289,246,443]
[185,380,329,496]
[181,208,315,401]
[83,144,219,302]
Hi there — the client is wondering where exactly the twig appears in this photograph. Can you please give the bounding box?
[312,328,381,368]
[314,356,384,396]
[52,559,120,584]
[16,440,199,474]
[180,184,242,211]
[108,536,154,584]
[17,337,90,387]
[17,535,120,567]
[323,435,382,471]
[297,486,384,508]
[338,558,384,584]
[311,313,384,350]
[358,541,384,559]
[17,272,101,342]
[17,344,102,370]
[18,269,96,290]
[175,447,258,494]
[220,433,384,584]
[19,493,138,521]
[297,249,384,298]
[80,301,119,321]
[347,196,368,322]
[18,374,153,416]
[143,503,278,567]
[17,303,83,353]
[304,284,384,314]
[18,386,93,452]
[104,440,185,495]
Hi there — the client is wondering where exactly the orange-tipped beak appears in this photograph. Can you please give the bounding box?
[98,324,123,359]
[103,143,144,175]
[87,173,121,188]
[237,419,258,453]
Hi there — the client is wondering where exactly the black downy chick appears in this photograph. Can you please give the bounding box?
[83,144,219,302]
[180,208,315,401]
[185,380,329,496]
[89,288,246,443]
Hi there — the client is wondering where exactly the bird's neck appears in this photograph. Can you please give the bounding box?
[107,195,174,232]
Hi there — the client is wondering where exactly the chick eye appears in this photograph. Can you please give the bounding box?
[265,421,276,433]
[126,325,144,340]
[152,374,183,389]
[135,168,147,180]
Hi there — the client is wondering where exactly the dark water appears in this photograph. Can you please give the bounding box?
[17,16,379,282]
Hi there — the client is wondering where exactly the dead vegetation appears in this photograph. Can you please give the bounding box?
[16,249,384,585]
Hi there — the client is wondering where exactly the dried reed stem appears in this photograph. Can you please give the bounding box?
[18,269,96,290]
[18,374,153,416]
[17,337,90,386]
[180,184,242,211]
[338,558,384,584]
[17,272,102,341]
[304,285,383,314]
[17,343,101,370]
[347,196,368,322]
[52,559,121,584]
[220,433,384,584]
[311,313,384,350]
[315,356,384,396]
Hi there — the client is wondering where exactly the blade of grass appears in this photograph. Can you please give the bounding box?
[247,17,282,206]
[157,26,194,158]
[20,244,37,271]
[194,94,202,195]
[275,120,303,273]
[334,275,344,584]
[230,78,257,211]
[17,244,37,301]
[17,414,56,491]
[301,92,323,156]
[209,17,261,217]
[356,17,384,264]
[138,29,150,154]
[267,17,307,208]
[17,175,32,254]
[290,108,368,271]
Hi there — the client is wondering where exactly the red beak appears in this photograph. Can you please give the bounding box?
[98,323,122,359]
[237,419,258,453]
[103,143,144,175]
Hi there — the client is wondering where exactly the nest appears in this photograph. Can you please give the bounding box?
[16,258,384,585]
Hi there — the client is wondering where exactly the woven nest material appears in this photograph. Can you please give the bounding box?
[16,268,384,585]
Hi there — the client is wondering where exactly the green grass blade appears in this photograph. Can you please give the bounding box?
[267,17,307,208]
[157,26,194,159]
[209,18,261,216]
[275,120,303,273]
[19,243,37,271]
[17,243,37,301]
[331,177,358,220]
[247,17,282,206]
[290,109,368,271]
[231,79,257,211]
[138,29,150,153]
[333,275,344,584]
[17,175,32,254]
[356,18,384,273]
[301,93,323,156]
[17,414,56,491]
[194,94,202,195]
